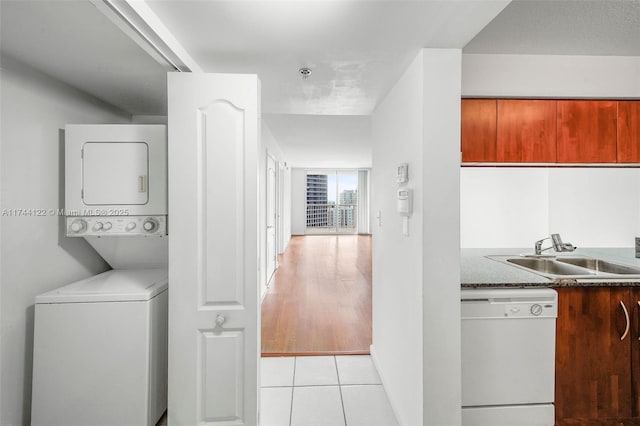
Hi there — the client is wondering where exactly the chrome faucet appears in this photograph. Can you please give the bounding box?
[534,233,576,255]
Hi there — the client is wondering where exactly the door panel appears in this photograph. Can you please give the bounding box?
[266,155,277,283]
[461,99,497,162]
[630,288,640,417]
[199,330,244,421]
[496,99,556,162]
[557,100,617,163]
[202,102,245,306]
[618,101,640,163]
[168,73,259,426]
[555,287,632,422]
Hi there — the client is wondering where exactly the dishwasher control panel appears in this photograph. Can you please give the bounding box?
[461,288,558,319]
[504,302,555,318]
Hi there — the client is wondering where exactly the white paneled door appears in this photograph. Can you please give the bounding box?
[266,154,277,284]
[167,73,260,425]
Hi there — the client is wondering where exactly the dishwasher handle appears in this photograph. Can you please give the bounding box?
[620,300,630,341]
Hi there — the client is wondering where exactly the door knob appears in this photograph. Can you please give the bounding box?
[215,315,226,327]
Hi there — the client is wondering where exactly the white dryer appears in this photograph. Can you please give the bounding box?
[31,269,168,426]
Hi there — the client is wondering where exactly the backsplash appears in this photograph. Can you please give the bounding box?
[461,167,640,248]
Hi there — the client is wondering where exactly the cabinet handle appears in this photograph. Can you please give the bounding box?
[620,300,630,341]
[138,175,147,193]
[637,301,640,340]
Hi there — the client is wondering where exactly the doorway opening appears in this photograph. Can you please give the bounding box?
[261,167,372,355]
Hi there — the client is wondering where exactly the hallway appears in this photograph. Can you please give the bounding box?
[261,235,372,355]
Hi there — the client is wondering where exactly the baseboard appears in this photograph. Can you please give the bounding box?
[370,345,404,426]
[261,350,370,357]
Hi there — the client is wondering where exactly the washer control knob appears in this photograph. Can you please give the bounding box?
[92,222,103,231]
[126,222,137,231]
[70,219,87,233]
[103,222,112,231]
[530,304,543,316]
[143,218,159,233]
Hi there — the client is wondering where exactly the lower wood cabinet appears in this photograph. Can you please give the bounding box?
[555,287,640,426]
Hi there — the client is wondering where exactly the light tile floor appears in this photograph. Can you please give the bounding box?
[156,355,397,426]
[261,355,398,426]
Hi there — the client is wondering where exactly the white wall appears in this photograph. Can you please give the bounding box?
[372,51,425,426]
[548,169,640,247]
[421,49,462,426]
[371,49,462,426]
[461,168,549,248]
[259,120,289,297]
[461,168,640,248]
[263,114,372,169]
[0,56,130,426]
[462,54,640,98]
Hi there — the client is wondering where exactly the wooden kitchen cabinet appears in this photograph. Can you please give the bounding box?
[617,101,640,163]
[497,99,557,162]
[557,100,618,163]
[461,99,496,162]
[555,287,633,425]
[630,288,640,419]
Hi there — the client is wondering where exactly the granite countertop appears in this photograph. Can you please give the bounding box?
[461,247,640,288]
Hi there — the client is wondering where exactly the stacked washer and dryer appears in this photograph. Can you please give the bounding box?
[31,125,169,426]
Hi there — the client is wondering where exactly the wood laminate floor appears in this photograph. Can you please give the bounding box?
[261,235,372,356]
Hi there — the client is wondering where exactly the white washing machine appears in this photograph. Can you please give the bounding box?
[31,268,168,426]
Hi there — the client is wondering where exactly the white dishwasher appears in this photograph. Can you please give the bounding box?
[461,288,557,426]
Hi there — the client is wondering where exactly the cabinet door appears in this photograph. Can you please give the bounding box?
[557,100,617,163]
[630,288,640,418]
[555,287,632,422]
[618,101,640,163]
[497,99,556,162]
[461,99,496,162]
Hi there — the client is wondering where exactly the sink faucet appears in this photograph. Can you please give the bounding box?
[534,233,577,255]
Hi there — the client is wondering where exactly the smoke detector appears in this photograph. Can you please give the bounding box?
[299,67,312,80]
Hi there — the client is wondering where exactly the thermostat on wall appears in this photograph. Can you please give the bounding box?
[397,163,408,183]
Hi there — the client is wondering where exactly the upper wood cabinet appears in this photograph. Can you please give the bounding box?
[557,100,617,163]
[461,99,496,162]
[497,99,556,162]
[618,100,640,163]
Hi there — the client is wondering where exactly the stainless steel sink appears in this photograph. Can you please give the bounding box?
[487,255,640,280]
[556,257,640,275]
[507,258,596,276]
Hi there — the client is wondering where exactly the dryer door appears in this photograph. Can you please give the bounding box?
[82,142,149,205]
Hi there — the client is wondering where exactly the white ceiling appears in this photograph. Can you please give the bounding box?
[146,0,510,115]
[2,1,638,117]
[464,0,640,56]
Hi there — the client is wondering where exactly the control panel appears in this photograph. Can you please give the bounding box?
[503,302,554,318]
[66,215,167,237]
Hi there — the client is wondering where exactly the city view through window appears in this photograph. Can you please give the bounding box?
[306,171,358,233]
